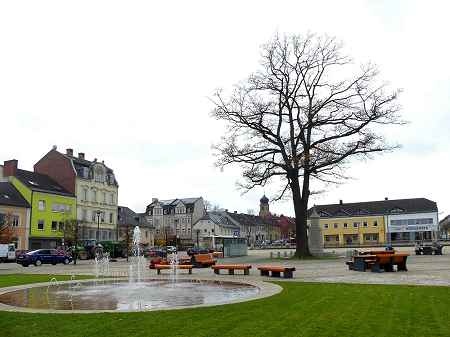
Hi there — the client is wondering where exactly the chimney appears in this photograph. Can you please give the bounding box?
[152,198,158,203]
[3,160,18,177]
[225,209,228,212]
[66,148,73,156]
[339,199,343,205]
[234,211,237,214]
[78,153,85,160]
[385,197,388,200]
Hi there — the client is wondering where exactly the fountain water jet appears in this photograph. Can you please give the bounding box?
[130,226,146,283]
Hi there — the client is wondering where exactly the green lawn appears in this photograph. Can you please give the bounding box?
[0,274,92,288]
[0,274,449,337]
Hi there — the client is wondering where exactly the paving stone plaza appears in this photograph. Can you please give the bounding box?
[2,247,450,287]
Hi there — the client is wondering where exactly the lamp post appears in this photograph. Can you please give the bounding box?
[96,210,101,243]
[196,229,200,248]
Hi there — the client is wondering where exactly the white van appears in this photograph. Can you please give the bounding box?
[0,243,16,262]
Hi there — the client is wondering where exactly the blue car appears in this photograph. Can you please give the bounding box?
[16,249,72,267]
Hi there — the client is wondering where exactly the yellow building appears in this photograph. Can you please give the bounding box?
[310,200,387,247]
[311,198,439,247]
[0,182,31,250]
[319,215,385,246]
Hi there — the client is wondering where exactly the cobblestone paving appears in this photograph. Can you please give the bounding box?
[2,247,450,287]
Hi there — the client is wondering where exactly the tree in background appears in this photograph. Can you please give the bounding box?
[0,212,16,244]
[211,33,403,257]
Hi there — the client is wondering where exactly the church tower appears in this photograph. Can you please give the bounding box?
[259,194,270,217]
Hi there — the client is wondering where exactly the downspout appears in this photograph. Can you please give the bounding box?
[29,190,34,249]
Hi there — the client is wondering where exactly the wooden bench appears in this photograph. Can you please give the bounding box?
[360,250,395,255]
[258,266,295,278]
[371,253,409,273]
[212,251,224,258]
[352,255,377,272]
[193,253,216,268]
[154,264,193,275]
[212,264,251,275]
[149,257,169,269]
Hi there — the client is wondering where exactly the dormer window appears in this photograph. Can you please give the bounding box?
[94,166,105,183]
[390,207,405,214]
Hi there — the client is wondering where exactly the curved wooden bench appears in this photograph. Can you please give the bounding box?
[155,264,193,275]
[258,266,295,278]
[212,264,252,275]
[193,253,216,268]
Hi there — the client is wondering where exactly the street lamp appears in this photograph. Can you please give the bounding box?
[96,210,102,243]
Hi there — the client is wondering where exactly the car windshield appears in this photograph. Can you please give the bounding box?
[26,250,41,255]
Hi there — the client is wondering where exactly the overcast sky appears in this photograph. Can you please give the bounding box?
[1,1,449,218]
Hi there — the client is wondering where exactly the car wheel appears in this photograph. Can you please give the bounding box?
[22,263,29,267]
[52,261,57,265]
[63,258,70,265]
[34,259,42,266]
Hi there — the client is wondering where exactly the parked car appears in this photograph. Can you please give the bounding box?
[166,246,177,254]
[187,247,209,256]
[16,249,72,267]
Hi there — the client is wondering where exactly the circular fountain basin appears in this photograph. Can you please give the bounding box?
[0,278,281,313]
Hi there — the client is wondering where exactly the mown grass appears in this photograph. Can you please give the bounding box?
[0,274,92,288]
[0,274,449,337]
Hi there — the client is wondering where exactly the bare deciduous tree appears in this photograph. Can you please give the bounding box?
[211,33,403,257]
[0,212,16,244]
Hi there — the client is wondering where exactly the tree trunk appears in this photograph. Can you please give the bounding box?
[290,174,311,257]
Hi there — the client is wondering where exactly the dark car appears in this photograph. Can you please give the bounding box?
[16,249,72,267]
[187,247,209,256]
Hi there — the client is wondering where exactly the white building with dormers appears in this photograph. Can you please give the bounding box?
[35,148,119,242]
[145,197,205,245]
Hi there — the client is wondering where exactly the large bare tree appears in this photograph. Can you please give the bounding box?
[211,33,403,257]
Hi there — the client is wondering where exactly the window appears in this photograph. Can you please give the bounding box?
[363,221,368,227]
[110,193,114,204]
[38,220,45,230]
[59,222,64,231]
[103,192,106,203]
[343,223,348,228]
[101,212,105,223]
[109,212,113,224]
[82,209,87,221]
[94,167,104,183]
[373,220,378,227]
[323,224,329,229]
[51,221,57,231]
[92,190,97,202]
[353,222,359,228]
[92,212,97,222]
[51,203,71,213]
[83,188,88,201]
[38,200,46,211]
[333,223,338,229]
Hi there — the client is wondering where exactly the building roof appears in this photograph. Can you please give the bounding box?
[15,169,74,197]
[0,182,30,208]
[200,212,240,229]
[260,194,269,204]
[63,153,118,186]
[118,206,138,225]
[226,211,282,227]
[309,198,438,218]
[146,197,202,211]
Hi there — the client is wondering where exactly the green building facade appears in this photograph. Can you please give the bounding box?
[10,171,76,250]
